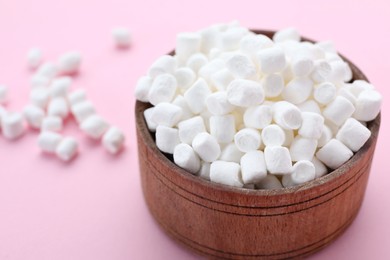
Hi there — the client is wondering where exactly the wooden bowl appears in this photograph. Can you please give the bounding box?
[135,30,381,259]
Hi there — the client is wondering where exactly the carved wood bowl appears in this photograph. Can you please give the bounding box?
[135,30,381,259]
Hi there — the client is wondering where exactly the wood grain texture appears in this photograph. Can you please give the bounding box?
[135,30,381,259]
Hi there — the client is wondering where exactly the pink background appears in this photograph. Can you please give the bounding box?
[0,0,389,259]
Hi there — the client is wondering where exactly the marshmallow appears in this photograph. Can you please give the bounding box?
[218,27,248,51]
[68,89,86,106]
[0,106,7,127]
[264,146,293,175]
[338,87,356,105]
[283,129,294,147]
[313,82,337,105]
[148,55,177,78]
[143,107,157,132]
[0,85,8,104]
[273,28,300,43]
[47,97,69,119]
[282,77,313,105]
[316,139,353,169]
[297,100,322,114]
[210,161,243,188]
[310,60,332,83]
[234,128,261,152]
[200,109,212,132]
[178,116,206,144]
[209,114,236,143]
[172,95,193,120]
[186,53,208,72]
[57,51,81,74]
[38,131,63,153]
[219,142,244,163]
[291,55,314,77]
[23,104,45,129]
[192,132,221,162]
[36,62,58,80]
[102,126,125,154]
[80,115,109,139]
[273,101,302,130]
[41,116,63,132]
[173,143,201,174]
[289,136,317,161]
[2,112,25,140]
[148,73,178,106]
[312,157,328,178]
[261,73,284,98]
[317,125,333,148]
[226,54,257,79]
[197,162,211,181]
[329,60,349,83]
[55,137,78,161]
[134,76,153,102]
[348,80,374,97]
[199,26,219,54]
[27,48,43,70]
[112,27,132,48]
[71,100,96,123]
[257,46,286,74]
[336,118,371,152]
[227,79,264,107]
[175,68,196,92]
[316,41,337,53]
[255,174,283,190]
[30,88,50,108]
[240,150,267,184]
[30,74,50,89]
[150,102,183,127]
[184,78,211,114]
[282,160,315,187]
[240,34,273,55]
[298,112,324,139]
[155,125,180,154]
[300,42,325,60]
[353,90,382,121]
[243,105,272,129]
[323,96,355,126]
[261,124,285,146]
[206,91,235,115]
[176,32,201,61]
[49,77,72,97]
[210,69,235,91]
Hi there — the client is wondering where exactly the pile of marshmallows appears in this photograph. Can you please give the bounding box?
[135,22,382,189]
[0,48,125,161]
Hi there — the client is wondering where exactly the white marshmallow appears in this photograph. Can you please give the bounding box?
[134,76,153,102]
[261,73,284,98]
[316,41,337,53]
[184,78,211,114]
[273,101,302,130]
[282,77,313,105]
[317,125,333,148]
[71,100,96,124]
[353,90,382,121]
[112,27,132,48]
[57,51,81,74]
[257,46,286,74]
[255,174,283,190]
[291,55,314,77]
[55,137,78,161]
[199,26,219,54]
[348,80,374,97]
[176,32,201,61]
[0,85,8,104]
[310,60,332,83]
[23,105,45,129]
[178,116,206,144]
[102,126,125,154]
[27,48,43,70]
[36,62,58,80]
[297,100,322,114]
[41,116,63,132]
[323,96,355,126]
[336,118,371,152]
[172,95,193,120]
[1,113,25,139]
[173,143,201,174]
[210,161,243,188]
[240,150,267,184]
[38,131,63,153]
[0,106,7,127]
[243,105,272,130]
[200,109,212,132]
[186,53,208,72]
[198,161,211,180]
[261,124,285,146]
[175,68,196,92]
[264,146,293,175]
[206,91,235,115]
[150,102,182,127]
[273,28,300,43]
[240,34,273,55]
[312,157,328,178]
[210,114,236,143]
[219,142,244,163]
[155,125,180,154]
[298,112,324,139]
[283,129,294,147]
[148,73,178,105]
[325,120,340,136]
[30,88,50,108]
[329,60,349,83]
[199,59,225,82]
[30,74,50,89]
[47,97,69,119]
[143,107,157,132]
[80,114,109,139]
[316,139,353,169]
[226,54,257,79]
[234,128,261,152]
[148,55,177,78]
[218,27,248,51]
[313,82,337,105]
[49,77,72,97]
[289,136,317,161]
[210,69,235,91]
[68,89,86,106]
[192,132,221,162]
[338,87,357,105]
[282,160,315,187]
[227,79,264,107]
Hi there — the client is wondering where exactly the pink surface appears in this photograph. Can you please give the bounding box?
[0,0,389,259]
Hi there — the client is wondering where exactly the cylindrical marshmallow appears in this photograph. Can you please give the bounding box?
[323,96,355,126]
[71,101,96,123]
[197,161,211,180]
[261,124,285,146]
[283,129,294,147]
[183,78,211,114]
[80,114,109,139]
[134,76,152,102]
[150,102,183,127]
[264,146,292,175]
[243,105,272,129]
[257,46,286,74]
[176,32,201,61]
[192,132,221,163]
[173,143,201,174]
[186,53,208,73]
[210,68,235,91]
[27,48,43,70]
[312,157,328,178]
[148,73,178,106]
[297,100,321,114]
[30,74,51,89]
[68,89,87,106]
[177,116,206,144]
[313,82,337,105]
[234,128,261,152]
[206,91,235,116]
[329,60,349,83]
[273,27,300,43]
[282,160,315,187]
[155,125,180,154]
[226,54,257,79]
[175,68,196,92]
[41,116,63,132]
[143,107,157,132]
[255,174,283,190]
[282,77,313,105]
[353,90,382,121]
[298,112,324,139]
[240,34,273,55]
[148,55,177,78]
[316,139,353,169]
[0,85,8,104]
[47,97,69,119]
[210,161,243,188]
[49,77,72,97]
[336,118,371,152]
[348,80,374,97]
[30,88,50,108]
[57,51,82,75]
[1,112,25,140]
[23,104,45,129]
[102,126,125,154]
[198,59,225,82]
[273,101,302,130]
[289,136,318,162]
[219,142,244,163]
[210,114,236,143]
[36,62,58,80]
[226,79,264,107]
[317,125,333,148]
[218,27,248,51]
[38,131,63,153]
[172,95,193,121]
[240,150,267,184]
[261,73,284,98]
[55,137,78,161]
[310,60,331,83]
[291,55,314,77]
[112,27,132,48]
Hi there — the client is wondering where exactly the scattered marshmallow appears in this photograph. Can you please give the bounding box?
[57,51,81,74]
[80,114,109,139]
[38,131,63,153]
[68,89,86,106]
[55,137,78,161]
[0,85,8,104]
[36,62,58,80]
[49,77,72,97]
[30,88,50,108]
[174,143,201,174]
[2,112,25,140]
[71,100,96,123]
[23,104,45,129]
[210,161,243,188]
[41,116,63,132]
[102,126,125,154]
[48,97,69,119]
[27,48,43,70]
[112,27,132,48]
[316,139,353,169]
